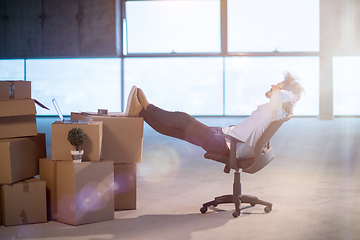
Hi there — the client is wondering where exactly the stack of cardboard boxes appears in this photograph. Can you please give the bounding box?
[0,81,47,227]
[70,112,143,211]
[1,81,144,227]
[38,111,143,226]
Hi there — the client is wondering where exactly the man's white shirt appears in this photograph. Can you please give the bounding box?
[222,90,293,158]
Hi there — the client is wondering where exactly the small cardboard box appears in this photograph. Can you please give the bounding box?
[0,133,46,184]
[1,178,47,226]
[114,163,136,210]
[39,158,114,225]
[71,112,143,163]
[51,121,103,161]
[0,99,37,139]
[0,80,31,101]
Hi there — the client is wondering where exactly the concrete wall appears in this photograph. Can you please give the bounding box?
[0,0,118,58]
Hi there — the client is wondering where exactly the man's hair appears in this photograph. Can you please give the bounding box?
[281,71,304,115]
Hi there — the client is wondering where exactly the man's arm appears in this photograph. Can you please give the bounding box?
[268,90,293,112]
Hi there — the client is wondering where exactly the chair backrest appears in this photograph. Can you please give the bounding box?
[242,116,291,174]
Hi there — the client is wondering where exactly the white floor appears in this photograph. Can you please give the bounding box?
[1,117,360,240]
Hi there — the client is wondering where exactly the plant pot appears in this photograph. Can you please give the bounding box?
[71,150,84,163]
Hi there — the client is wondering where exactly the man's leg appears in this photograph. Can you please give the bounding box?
[145,104,206,130]
[138,108,186,140]
[144,104,210,147]
[140,104,229,156]
[136,89,229,155]
[137,88,208,139]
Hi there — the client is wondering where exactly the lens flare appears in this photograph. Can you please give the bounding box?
[76,181,110,212]
[114,171,135,194]
[57,173,114,223]
[138,144,180,186]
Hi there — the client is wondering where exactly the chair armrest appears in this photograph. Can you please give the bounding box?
[214,133,243,170]
[214,133,243,143]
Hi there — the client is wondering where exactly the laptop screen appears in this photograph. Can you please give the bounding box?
[51,98,89,124]
[52,98,64,121]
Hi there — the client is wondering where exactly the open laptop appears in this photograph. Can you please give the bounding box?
[52,98,89,124]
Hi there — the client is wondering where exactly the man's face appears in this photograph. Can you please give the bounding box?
[265,81,284,98]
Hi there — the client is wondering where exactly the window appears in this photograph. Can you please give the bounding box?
[26,59,121,116]
[0,60,24,80]
[124,57,223,115]
[228,0,319,52]
[125,0,221,53]
[225,57,319,116]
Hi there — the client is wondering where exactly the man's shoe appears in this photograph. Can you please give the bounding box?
[125,86,142,117]
[137,88,150,110]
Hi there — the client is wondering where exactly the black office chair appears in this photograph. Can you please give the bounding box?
[200,116,291,218]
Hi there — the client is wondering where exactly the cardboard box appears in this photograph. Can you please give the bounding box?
[0,98,36,117]
[114,163,136,210]
[57,160,114,225]
[39,159,114,225]
[0,80,31,101]
[39,158,58,221]
[0,99,37,139]
[51,121,103,161]
[71,112,143,163]
[1,178,47,226]
[0,187,2,226]
[0,133,46,184]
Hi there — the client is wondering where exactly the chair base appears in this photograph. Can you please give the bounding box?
[200,194,273,218]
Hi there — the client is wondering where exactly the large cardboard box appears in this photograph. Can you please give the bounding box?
[0,133,46,184]
[39,159,114,225]
[71,112,143,163]
[0,99,37,139]
[114,163,136,210]
[39,158,58,221]
[51,121,103,161]
[0,80,31,101]
[1,178,47,226]
[0,187,2,226]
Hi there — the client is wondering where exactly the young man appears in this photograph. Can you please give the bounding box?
[125,71,304,159]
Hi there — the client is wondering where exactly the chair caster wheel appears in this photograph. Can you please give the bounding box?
[232,211,240,218]
[200,207,207,214]
[264,206,272,213]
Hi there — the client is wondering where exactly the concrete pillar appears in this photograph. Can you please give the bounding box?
[319,56,333,119]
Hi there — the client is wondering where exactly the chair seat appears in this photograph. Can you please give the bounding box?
[204,152,254,170]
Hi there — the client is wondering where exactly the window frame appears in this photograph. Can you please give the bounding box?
[120,0,320,115]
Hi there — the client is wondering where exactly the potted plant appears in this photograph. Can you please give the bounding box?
[67,127,86,163]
